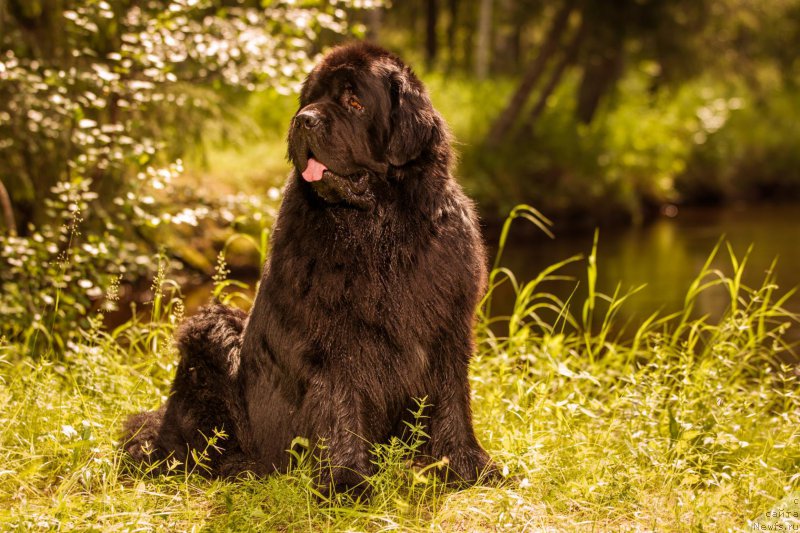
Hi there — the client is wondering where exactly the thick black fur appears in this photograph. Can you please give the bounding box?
[123,42,496,491]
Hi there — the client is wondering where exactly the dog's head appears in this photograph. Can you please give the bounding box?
[287,42,442,210]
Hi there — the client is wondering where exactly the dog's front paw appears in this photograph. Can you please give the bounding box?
[315,466,372,502]
[441,447,500,486]
[217,453,259,479]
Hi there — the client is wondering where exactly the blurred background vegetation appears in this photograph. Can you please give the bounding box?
[190,0,800,226]
[4,0,800,228]
[200,0,800,224]
[1,0,799,352]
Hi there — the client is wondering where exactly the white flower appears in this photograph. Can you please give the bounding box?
[87,287,103,299]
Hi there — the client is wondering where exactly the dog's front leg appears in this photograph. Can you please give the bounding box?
[425,337,499,485]
[303,375,373,498]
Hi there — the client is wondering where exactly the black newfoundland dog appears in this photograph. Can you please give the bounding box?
[124,42,495,492]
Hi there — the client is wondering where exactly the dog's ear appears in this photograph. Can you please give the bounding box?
[386,69,437,167]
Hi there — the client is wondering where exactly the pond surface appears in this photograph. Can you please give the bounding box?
[491,203,800,342]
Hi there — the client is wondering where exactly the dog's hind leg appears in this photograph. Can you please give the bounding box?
[122,406,168,469]
[122,304,252,476]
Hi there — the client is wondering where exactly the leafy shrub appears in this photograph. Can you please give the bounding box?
[0,178,133,355]
[439,68,722,221]
[0,159,280,356]
[424,65,800,222]
[0,0,376,356]
[0,0,370,228]
[680,83,800,201]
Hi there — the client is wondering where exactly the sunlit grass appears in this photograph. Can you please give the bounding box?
[181,87,296,196]
[0,211,798,531]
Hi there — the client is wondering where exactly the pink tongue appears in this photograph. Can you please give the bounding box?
[302,158,327,182]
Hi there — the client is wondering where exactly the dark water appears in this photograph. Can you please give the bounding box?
[491,203,800,338]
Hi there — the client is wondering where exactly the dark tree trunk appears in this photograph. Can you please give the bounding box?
[462,0,476,72]
[0,179,16,235]
[485,0,575,145]
[8,0,65,61]
[528,17,587,129]
[446,0,459,72]
[576,39,624,124]
[366,6,383,42]
[511,19,524,69]
[407,0,421,53]
[426,0,439,69]
[474,0,493,79]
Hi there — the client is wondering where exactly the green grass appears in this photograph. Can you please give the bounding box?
[182,87,296,196]
[1,212,798,531]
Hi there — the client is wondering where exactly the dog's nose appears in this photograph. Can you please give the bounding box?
[296,110,321,129]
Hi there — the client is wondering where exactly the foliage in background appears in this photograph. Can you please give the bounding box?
[3,0,800,240]
[370,0,800,221]
[680,82,800,203]
[449,69,750,221]
[0,0,378,355]
[0,212,797,530]
[203,63,800,225]
[0,0,372,230]
[0,162,279,356]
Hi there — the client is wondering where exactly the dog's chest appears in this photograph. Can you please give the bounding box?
[267,205,469,388]
[297,248,437,376]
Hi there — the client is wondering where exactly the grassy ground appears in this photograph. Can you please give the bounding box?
[1,208,798,531]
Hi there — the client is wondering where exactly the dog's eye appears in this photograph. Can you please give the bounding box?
[348,95,364,111]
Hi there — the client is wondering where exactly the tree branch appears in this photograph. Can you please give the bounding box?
[0,178,17,235]
[527,16,587,130]
[485,0,575,146]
